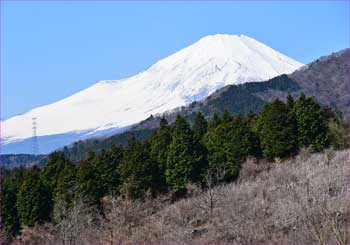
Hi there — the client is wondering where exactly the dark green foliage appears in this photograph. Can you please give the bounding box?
[328,118,350,150]
[221,110,233,124]
[30,74,299,166]
[54,160,76,206]
[41,152,71,195]
[196,74,300,117]
[62,129,156,162]
[192,112,208,142]
[254,99,298,160]
[40,152,72,216]
[76,151,101,205]
[205,114,261,180]
[2,179,20,241]
[117,137,159,199]
[0,154,47,169]
[242,74,300,92]
[286,93,295,110]
[150,118,172,191]
[294,94,329,151]
[16,166,51,226]
[2,91,346,242]
[1,167,25,240]
[95,147,122,197]
[208,113,221,130]
[166,115,207,194]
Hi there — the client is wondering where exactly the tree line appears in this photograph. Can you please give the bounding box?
[1,93,349,242]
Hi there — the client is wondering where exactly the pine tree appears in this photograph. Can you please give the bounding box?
[254,99,298,160]
[166,115,206,194]
[16,166,51,226]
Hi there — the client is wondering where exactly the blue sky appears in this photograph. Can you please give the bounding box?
[1,1,349,119]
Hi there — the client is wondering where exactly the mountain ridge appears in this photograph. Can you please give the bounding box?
[2,48,348,165]
[1,34,303,154]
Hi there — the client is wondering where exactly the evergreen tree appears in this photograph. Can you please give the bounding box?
[95,147,122,197]
[118,137,159,199]
[16,166,51,226]
[246,111,257,125]
[54,160,76,207]
[166,115,206,194]
[294,95,329,151]
[192,112,208,142]
[208,113,221,130]
[1,167,25,240]
[205,115,260,180]
[286,93,295,110]
[254,99,298,160]
[221,110,233,124]
[150,118,172,191]
[76,151,101,205]
[41,151,70,197]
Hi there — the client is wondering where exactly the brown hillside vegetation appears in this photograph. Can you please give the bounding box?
[14,149,350,244]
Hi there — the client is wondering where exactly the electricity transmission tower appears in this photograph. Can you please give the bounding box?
[32,117,39,155]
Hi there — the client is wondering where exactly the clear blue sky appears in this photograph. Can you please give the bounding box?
[1,1,349,120]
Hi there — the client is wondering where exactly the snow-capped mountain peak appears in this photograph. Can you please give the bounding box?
[1,34,303,153]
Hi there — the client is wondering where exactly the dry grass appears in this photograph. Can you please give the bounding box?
[14,149,350,244]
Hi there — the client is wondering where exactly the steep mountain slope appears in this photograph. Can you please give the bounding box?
[290,49,350,119]
[60,49,349,162]
[134,49,350,131]
[253,49,350,118]
[1,34,303,154]
[34,74,298,163]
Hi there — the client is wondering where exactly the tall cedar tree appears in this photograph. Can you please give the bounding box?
[54,160,76,207]
[221,110,233,124]
[294,93,329,151]
[16,166,51,226]
[1,167,25,240]
[208,113,221,130]
[117,136,159,199]
[150,118,172,191]
[193,112,208,142]
[286,93,295,110]
[166,115,207,194]
[41,152,70,198]
[205,114,261,180]
[76,151,101,205]
[94,146,122,197]
[254,99,298,160]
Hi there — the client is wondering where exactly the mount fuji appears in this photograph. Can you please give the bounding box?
[1,34,303,154]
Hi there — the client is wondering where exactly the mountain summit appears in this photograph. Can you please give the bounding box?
[2,34,303,153]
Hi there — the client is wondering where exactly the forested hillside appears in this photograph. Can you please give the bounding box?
[11,149,350,244]
[58,74,301,162]
[58,48,350,162]
[1,95,349,244]
[2,49,349,166]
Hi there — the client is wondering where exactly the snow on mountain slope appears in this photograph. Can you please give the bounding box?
[2,34,303,148]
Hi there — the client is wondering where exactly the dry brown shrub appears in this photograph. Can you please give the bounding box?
[239,157,272,182]
[15,150,350,244]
